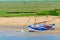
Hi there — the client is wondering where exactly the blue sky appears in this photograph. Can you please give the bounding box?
[0,0,60,1]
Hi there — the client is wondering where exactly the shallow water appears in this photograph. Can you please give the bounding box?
[0,34,60,40]
[0,25,60,40]
[0,31,47,36]
[0,31,60,40]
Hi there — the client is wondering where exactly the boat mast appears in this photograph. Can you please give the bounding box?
[34,2,40,24]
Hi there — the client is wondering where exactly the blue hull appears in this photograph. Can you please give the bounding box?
[28,24,55,31]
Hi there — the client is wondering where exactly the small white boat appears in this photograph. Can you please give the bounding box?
[24,17,56,32]
[28,24,55,32]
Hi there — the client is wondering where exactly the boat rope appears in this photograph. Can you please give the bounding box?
[34,16,37,24]
[34,17,58,24]
[23,17,31,26]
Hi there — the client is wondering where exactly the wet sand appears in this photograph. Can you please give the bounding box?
[0,16,60,34]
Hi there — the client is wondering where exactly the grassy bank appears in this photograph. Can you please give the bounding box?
[37,9,60,16]
[0,2,60,17]
[0,9,60,17]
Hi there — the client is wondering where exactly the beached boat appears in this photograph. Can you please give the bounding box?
[26,17,56,32]
[28,24,55,32]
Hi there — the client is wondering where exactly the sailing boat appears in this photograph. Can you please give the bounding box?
[27,17,56,32]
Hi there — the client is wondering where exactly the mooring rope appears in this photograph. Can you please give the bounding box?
[34,17,58,24]
[23,17,31,26]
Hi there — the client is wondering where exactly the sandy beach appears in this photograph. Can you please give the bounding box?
[0,16,60,33]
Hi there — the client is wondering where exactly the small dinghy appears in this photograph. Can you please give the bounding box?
[28,24,55,32]
[24,17,56,32]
